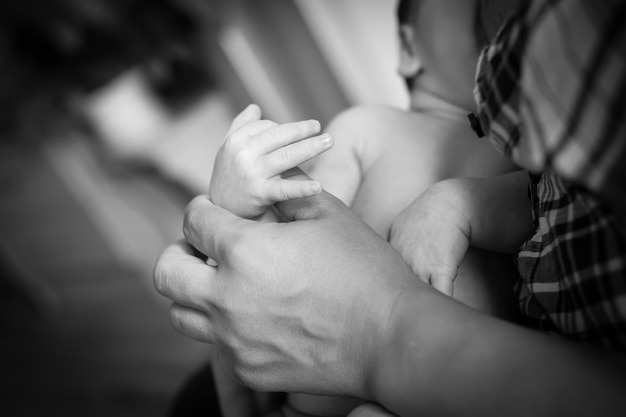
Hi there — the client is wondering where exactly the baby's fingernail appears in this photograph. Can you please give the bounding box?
[320,134,333,148]
[311,182,323,194]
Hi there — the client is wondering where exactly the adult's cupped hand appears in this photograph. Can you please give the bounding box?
[154,172,418,399]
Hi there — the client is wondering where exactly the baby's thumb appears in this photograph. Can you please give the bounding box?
[226,104,262,137]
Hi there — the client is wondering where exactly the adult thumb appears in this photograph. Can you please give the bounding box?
[275,168,348,222]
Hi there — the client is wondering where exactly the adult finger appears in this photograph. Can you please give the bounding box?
[252,119,321,154]
[260,133,333,177]
[226,104,262,137]
[153,241,217,310]
[170,302,216,343]
[346,403,397,417]
[183,195,254,263]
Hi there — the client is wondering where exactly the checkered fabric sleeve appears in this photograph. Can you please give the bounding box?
[474,0,626,349]
[521,0,626,215]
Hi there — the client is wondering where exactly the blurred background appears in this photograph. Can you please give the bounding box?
[0,0,407,416]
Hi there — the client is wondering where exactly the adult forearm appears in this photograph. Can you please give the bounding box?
[370,285,626,417]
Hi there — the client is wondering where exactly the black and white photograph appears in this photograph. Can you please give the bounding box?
[1,1,625,416]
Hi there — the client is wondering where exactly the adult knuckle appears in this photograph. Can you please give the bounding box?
[231,365,256,389]
[232,365,265,391]
[153,260,170,295]
[183,202,201,239]
[185,195,206,219]
[169,305,186,332]
[153,250,179,296]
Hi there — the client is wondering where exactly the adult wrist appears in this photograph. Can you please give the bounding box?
[366,284,469,416]
[365,284,432,410]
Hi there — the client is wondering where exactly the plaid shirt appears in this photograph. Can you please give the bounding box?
[473,0,626,349]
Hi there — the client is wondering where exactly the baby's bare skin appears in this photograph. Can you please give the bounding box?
[317,105,513,237]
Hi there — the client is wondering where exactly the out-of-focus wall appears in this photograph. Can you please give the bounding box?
[210,0,408,128]
[295,0,409,108]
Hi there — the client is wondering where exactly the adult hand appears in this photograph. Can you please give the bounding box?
[154,181,418,398]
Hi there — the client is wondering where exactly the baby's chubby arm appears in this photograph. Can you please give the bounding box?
[389,170,533,296]
[302,106,375,208]
[210,104,334,219]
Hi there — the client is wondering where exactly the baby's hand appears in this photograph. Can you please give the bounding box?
[210,104,333,218]
[389,179,471,296]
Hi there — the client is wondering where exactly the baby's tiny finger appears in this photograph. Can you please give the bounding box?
[261,134,333,177]
[254,119,322,154]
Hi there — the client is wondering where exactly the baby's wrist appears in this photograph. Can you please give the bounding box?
[208,189,266,219]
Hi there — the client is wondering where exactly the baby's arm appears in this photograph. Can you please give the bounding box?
[389,170,533,296]
[210,104,333,219]
[302,107,372,208]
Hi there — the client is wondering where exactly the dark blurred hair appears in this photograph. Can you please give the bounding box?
[0,0,203,143]
[395,0,496,92]
[397,0,489,45]
[396,0,417,92]
[396,0,413,25]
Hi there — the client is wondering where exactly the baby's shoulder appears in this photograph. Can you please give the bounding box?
[326,105,415,153]
[327,104,410,133]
